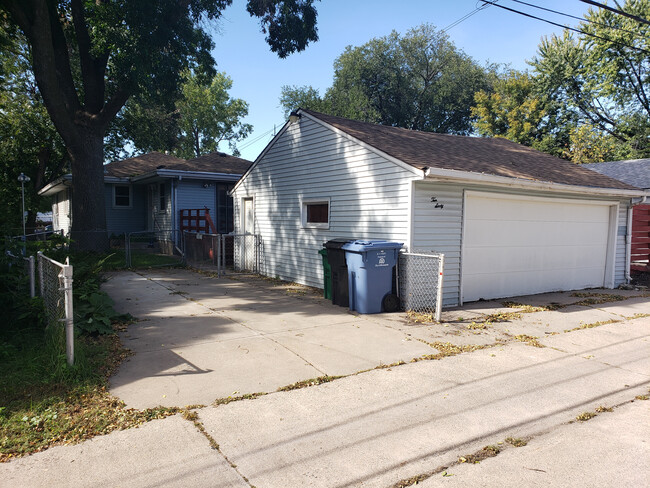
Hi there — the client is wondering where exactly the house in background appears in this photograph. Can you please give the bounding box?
[231,109,644,307]
[39,151,251,237]
[584,159,650,272]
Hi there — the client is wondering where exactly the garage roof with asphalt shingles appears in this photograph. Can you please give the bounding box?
[104,151,252,178]
[304,110,638,191]
[583,159,650,190]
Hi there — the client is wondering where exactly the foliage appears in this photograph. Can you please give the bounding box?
[471,69,575,158]
[111,71,252,158]
[0,1,320,251]
[0,28,68,236]
[280,24,491,134]
[530,0,650,161]
[279,84,330,119]
[175,71,252,158]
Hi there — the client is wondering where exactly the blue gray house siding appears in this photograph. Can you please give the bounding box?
[104,184,146,235]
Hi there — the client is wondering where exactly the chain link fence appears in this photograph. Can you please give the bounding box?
[184,232,260,276]
[398,251,445,322]
[37,251,74,365]
[126,230,184,268]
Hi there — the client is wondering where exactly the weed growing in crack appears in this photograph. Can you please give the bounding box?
[576,411,597,421]
[565,319,619,333]
[277,375,343,392]
[595,406,613,413]
[505,436,528,447]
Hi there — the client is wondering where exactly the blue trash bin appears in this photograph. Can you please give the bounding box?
[342,240,403,314]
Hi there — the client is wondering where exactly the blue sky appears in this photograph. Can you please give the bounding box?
[208,0,593,161]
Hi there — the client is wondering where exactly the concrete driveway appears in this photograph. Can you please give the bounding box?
[4,267,649,488]
[105,267,648,409]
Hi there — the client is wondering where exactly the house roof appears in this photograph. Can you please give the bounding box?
[583,159,650,190]
[104,151,251,177]
[302,109,638,191]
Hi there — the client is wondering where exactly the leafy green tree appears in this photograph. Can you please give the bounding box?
[280,24,491,135]
[175,71,252,158]
[279,84,330,118]
[0,0,319,250]
[471,70,576,158]
[113,71,252,158]
[0,28,68,235]
[531,0,650,160]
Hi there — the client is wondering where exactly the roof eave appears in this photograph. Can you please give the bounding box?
[38,174,72,196]
[425,167,645,197]
[130,169,242,182]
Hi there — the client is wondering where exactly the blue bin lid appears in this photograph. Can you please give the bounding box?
[341,240,404,253]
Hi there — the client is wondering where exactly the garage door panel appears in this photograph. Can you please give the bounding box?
[463,193,612,302]
[466,220,609,248]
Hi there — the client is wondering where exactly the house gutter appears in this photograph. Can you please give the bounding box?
[424,167,645,198]
[130,169,241,182]
[625,194,648,283]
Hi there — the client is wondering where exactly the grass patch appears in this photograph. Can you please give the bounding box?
[483,311,522,322]
[100,250,183,270]
[514,334,545,348]
[0,250,183,462]
[0,324,179,462]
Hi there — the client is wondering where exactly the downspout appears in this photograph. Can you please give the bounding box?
[626,195,647,283]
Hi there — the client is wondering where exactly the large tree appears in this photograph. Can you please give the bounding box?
[0,0,318,250]
[530,0,650,161]
[112,70,252,159]
[280,24,491,135]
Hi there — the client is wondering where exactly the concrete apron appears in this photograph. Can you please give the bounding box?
[105,269,650,410]
[197,319,650,488]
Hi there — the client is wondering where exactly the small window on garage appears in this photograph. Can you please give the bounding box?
[302,199,330,229]
[113,185,131,208]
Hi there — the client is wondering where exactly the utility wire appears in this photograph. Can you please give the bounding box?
[509,0,641,36]
[237,125,277,151]
[579,0,650,26]
[480,0,650,55]
[442,0,497,32]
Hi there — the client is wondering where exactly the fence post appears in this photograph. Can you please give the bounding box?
[436,254,445,323]
[37,251,45,297]
[62,258,74,366]
[28,255,35,298]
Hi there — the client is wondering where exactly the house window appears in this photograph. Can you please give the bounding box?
[302,199,330,229]
[159,183,166,213]
[113,185,131,208]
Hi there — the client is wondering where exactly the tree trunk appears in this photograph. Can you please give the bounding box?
[68,129,108,252]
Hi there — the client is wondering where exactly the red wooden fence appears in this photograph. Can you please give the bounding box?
[631,204,650,272]
[180,208,217,234]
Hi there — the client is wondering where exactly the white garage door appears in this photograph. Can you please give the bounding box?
[462,192,614,302]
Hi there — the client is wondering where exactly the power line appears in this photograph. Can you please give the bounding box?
[579,0,650,26]
[237,125,277,151]
[509,0,641,36]
[479,0,650,56]
[442,0,497,33]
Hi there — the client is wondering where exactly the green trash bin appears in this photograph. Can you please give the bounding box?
[318,248,332,300]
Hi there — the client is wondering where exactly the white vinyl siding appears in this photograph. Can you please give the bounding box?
[233,117,419,288]
[410,182,464,307]
[52,189,72,235]
[412,183,630,307]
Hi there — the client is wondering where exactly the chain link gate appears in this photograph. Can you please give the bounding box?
[398,252,445,322]
[37,251,74,365]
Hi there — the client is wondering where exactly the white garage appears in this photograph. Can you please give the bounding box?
[461,192,617,302]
